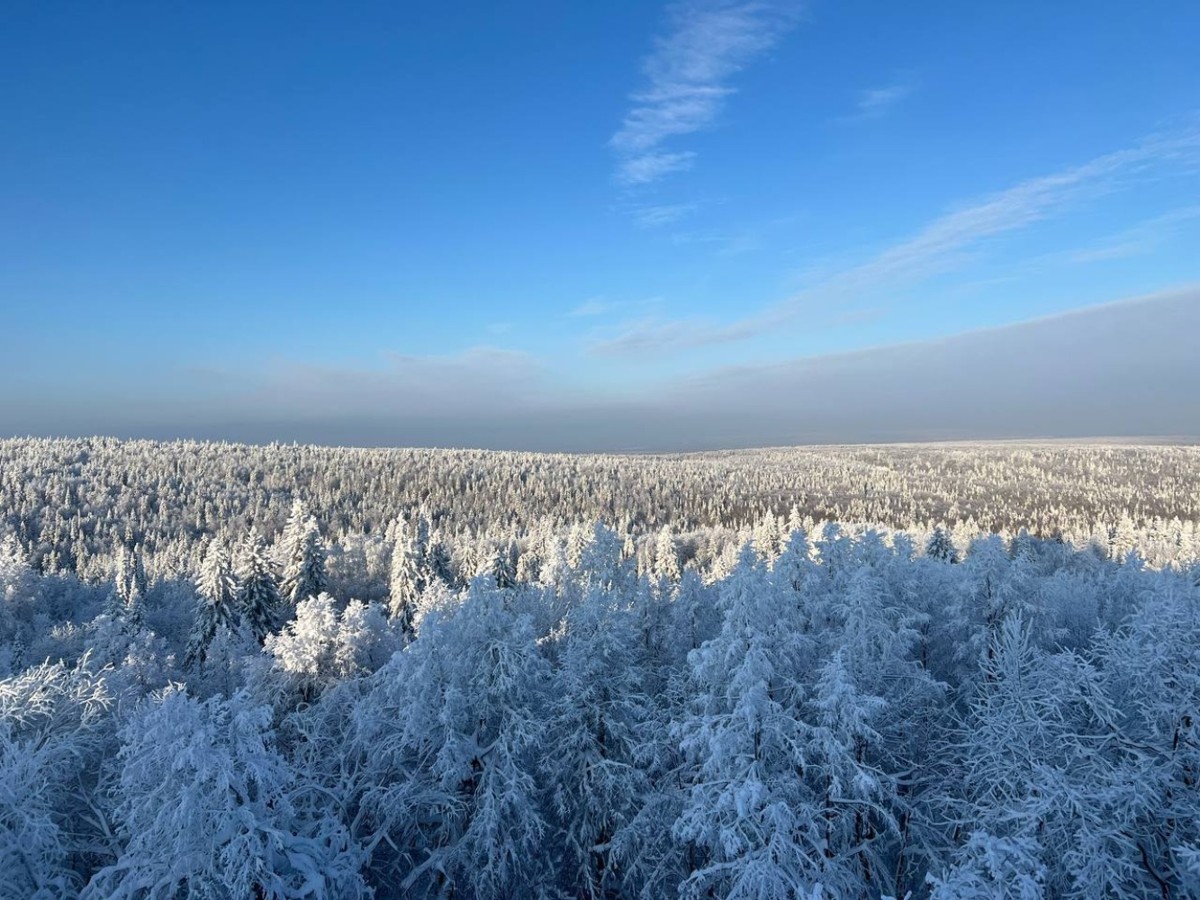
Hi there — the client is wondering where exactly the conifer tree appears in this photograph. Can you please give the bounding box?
[484,542,516,589]
[926,524,959,563]
[388,519,427,633]
[426,530,456,587]
[186,540,239,667]
[279,502,327,608]
[235,527,280,643]
[652,525,681,584]
[675,544,828,898]
[110,545,147,629]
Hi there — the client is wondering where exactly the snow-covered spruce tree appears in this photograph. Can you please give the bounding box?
[808,648,896,893]
[579,521,632,594]
[929,616,1118,897]
[667,568,721,662]
[1089,581,1200,897]
[276,498,309,566]
[387,517,428,633]
[673,543,830,899]
[566,521,591,571]
[235,527,280,643]
[184,539,239,667]
[773,527,814,594]
[83,686,367,899]
[0,534,35,604]
[482,541,516,589]
[652,525,681,585]
[948,535,1039,680]
[427,530,457,588]
[514,541,542,585]
[815,561,941,894]
[542,587,649,898]
[352,576,549,898]
[925,524,959,563]
[107,545,147,630]
[0,535,39,673]
[277,501,327,610]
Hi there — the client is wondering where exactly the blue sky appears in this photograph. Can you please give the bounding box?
[2,1,1199,449]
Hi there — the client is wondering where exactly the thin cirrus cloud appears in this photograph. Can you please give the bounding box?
[844,80,915,122]
[569,298,613,317]
[632,201,702,228]
[610,0,800,187]
[1063,204,1200,264]
[590,126,1200,357]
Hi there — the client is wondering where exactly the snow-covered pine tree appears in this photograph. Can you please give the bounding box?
[185,539,240,667]
[930,616,1112,897]
[352,576,549,898]
[926,524,959,563]
[235,527,280,643]
[426,529,456,588]
[486,541,516,589]
[279,502,327,608]
[514,542,542,584]
[674,543,828,899]
[387,518,427,633]
[652,525,681,585]
[109,545,146,629]
[543,588,649,898]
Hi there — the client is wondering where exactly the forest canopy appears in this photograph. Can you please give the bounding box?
[1,437,1198,898]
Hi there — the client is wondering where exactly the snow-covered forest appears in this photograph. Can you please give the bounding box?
[2,436,1200,898]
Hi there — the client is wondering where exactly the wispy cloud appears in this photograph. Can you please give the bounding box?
[569,297,613,317]
[589,315,714,358]
[618,151,697,187]
[590,127,1200,356]
[845,80,914,121]
[1064,204,1200,264]
[568,296,665,320]
[611,0,800,186]
[633,201,702,228]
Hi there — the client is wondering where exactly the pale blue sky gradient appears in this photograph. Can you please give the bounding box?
[2,1,1198,448]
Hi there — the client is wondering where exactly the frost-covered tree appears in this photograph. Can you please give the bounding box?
[185,540,239,667]
[674,544,828,899]
[1090,586,1200,896]
[387,517,428,633]
[426,531,456,588]
[235,527,280,643]
[652,525,681,584]
[0,536,37,672]
[543,589,648,898]
[277,501,327,609]
[482,541,516,590]
[84,686,366,898]
[108,545,147,629]
[261,593,400,704]
[926,524,959,563]
[353,578,549,898]
[932,616,1120,897]
[0,657,113,898]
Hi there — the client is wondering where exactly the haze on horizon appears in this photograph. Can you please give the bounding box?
[3,1,1199,451]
